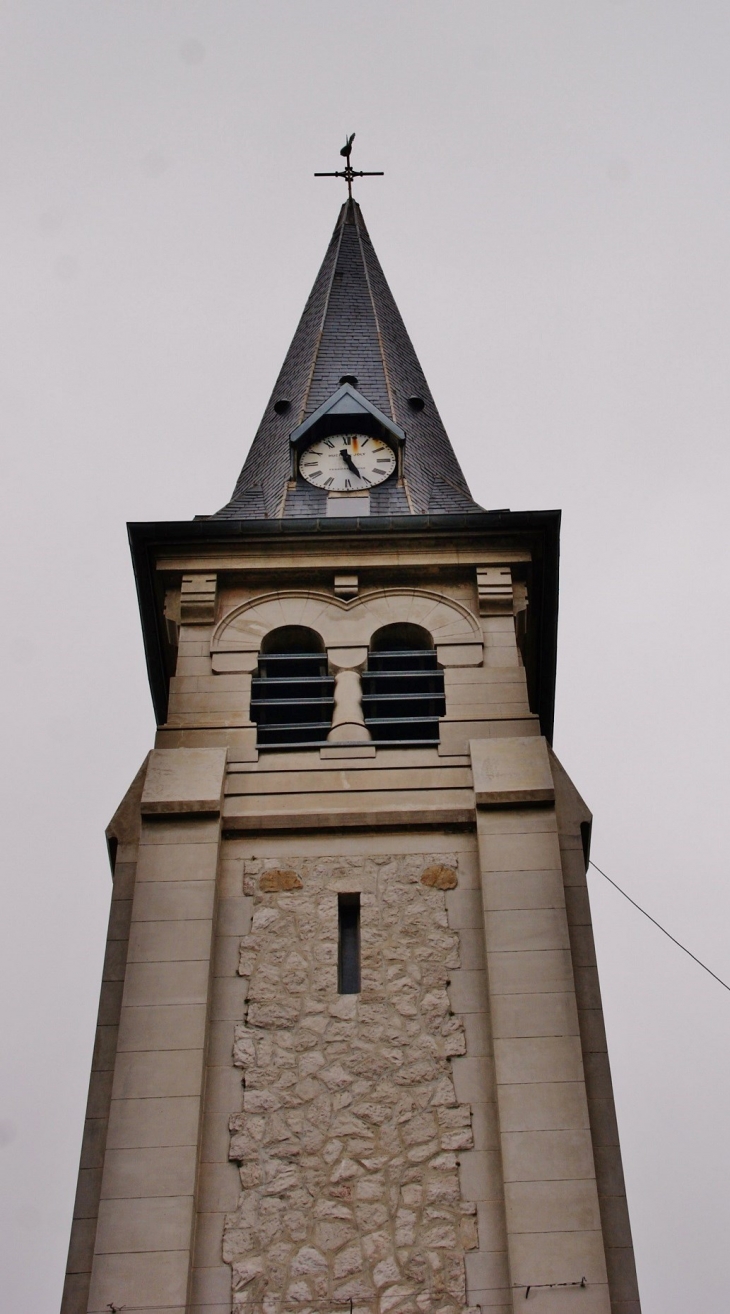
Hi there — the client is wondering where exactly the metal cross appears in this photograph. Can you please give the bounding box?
[314,134,384,200]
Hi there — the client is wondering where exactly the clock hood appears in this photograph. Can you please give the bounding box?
[289,382,405,451]
[212,198,483,521]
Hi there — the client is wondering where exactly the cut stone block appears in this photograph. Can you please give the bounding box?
[141,748,228,816]
[471,736,554,806]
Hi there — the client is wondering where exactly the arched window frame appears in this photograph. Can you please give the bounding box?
[250,625,334,749]
[361,623,445,746]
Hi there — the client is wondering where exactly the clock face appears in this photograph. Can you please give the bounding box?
[299,434,397,491]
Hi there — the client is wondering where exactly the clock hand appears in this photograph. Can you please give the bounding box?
[340,449,361,478]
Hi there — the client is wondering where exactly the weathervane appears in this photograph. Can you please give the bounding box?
[314,134,384,200]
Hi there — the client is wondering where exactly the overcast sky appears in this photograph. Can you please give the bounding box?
[1,3,729,1310]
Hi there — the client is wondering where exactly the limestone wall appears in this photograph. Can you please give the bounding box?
[223,852,480,1314]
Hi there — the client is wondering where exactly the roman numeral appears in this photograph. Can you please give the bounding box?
[324,477,333,488]
[323,438,334,448]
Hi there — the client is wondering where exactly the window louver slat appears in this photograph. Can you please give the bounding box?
[252,637,334,749]
[363,646,444,745]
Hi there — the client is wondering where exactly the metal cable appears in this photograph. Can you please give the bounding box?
[589,860,730,994]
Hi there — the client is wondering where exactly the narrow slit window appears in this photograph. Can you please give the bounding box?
[338,894,361,994]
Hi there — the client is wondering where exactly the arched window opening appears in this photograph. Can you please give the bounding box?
[362,623,445,745]
[251,626,334,749]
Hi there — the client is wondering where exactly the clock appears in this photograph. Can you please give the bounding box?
[299,433,396,491]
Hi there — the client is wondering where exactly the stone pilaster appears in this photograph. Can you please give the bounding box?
[86,748,227,1314]
[471,737,611,1313]
[61,761,148,1314]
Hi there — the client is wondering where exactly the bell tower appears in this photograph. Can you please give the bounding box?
[61,177,642,1314]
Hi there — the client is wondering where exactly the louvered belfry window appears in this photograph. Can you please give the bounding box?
[251,626,334,749]
[362,623,445,746]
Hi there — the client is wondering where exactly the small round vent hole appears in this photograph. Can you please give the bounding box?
[273,399,291,415]
[339,375,359,388]
[407,395,425,412]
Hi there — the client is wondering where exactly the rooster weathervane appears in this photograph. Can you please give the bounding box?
[314,134,384,200]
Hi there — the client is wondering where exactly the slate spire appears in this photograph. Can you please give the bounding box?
[215,199,481,519]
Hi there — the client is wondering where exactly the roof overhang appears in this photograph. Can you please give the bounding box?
[289,383,406,449]
[128,509,561,743]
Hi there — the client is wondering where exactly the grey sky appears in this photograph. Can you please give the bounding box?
[1,2,729,1309]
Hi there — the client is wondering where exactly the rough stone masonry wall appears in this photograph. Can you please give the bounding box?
[223,853,478,1314]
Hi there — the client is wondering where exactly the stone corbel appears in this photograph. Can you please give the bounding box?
[163,587,181,646]
[334,574,359,599]
[180,573,217,624]
[322,646,375,758]
[512,579,529,662]
[476,565,513,616]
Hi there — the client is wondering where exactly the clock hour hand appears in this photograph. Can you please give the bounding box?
[340,448,361,478]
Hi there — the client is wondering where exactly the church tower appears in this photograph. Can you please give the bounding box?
[62,178,642,1314]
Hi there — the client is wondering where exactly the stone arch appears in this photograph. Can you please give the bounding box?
[352,589,481,649]
[370,622,434,653]
[260,624,326,655]
[212,592,344,656]
[211,588,481,661]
